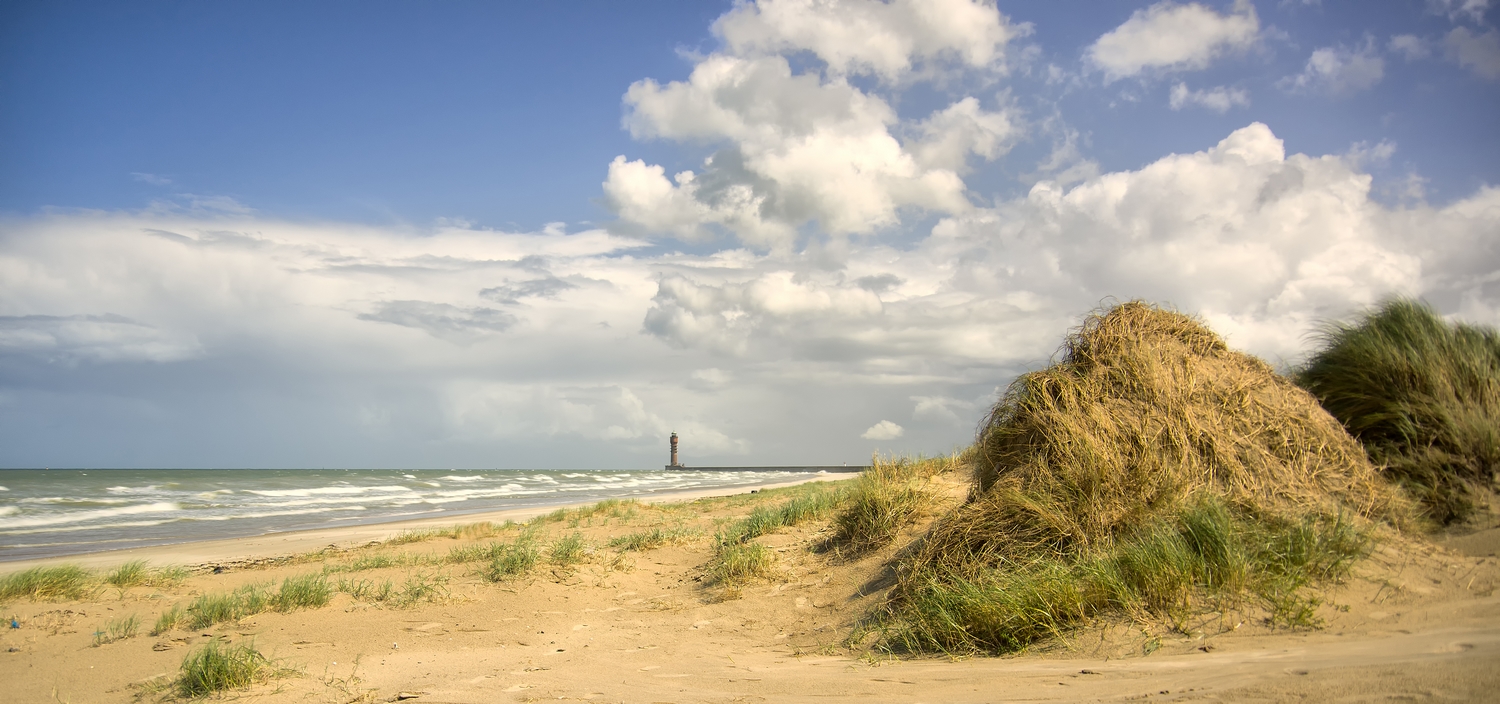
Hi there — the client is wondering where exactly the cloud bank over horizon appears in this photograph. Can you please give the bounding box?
[2,0,1497,469]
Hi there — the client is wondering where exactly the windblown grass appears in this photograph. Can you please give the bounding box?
[832,454,961,553]
[175,640,291,698]
[716,484,845,547]
[607,526,699,551]
[707,542,777,585]
[877,301,1404,654]
[93,613,139,646]
[104,560,189,589]
[385,521,507,545]
[152,605,185,635]
[182,574,330,630]
[1298,298,1500,524]
[882,498,1369,653]
[0,565,96,602]
[549,532,588,566]
[704,483,846,588]
[479,535,541,582]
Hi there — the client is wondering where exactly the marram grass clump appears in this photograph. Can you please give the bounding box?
[1298,298,1500,524]
[878,301,1408,654]
[832,453,963,553]
[175,640,292,698]
[883,498,1369,653]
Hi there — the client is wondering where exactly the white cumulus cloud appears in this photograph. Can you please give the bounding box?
[604,0,1026,250]
[1087,0,1259,81]
[1446,27,1500,79]
[861,420,905,440]
[713,0,1024,81]
[1168,82,1250,112]
[1281,38,1385,95]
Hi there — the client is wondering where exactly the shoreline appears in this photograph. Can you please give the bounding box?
[0,472,849,573]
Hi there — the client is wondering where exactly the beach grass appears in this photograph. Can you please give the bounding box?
[175,640,290,698]
[104,560,188,588]
[0,565,97,602]
[385,520,509,545]
[549,532,588,566]
[607,526,700,551]
[708,542,777,585]
[1298,297,1500,524]
[479,535,541,582]
[181,573,330,630]
[152,604,185,635]
[93,613,139,646]
[870,302,1398,654]
[881,498,1370,653]
[832,454,960,553]
[703,483,847,589]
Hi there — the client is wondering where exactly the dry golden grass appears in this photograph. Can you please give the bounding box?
[916,301,1410,573]
[879,301,1416,653]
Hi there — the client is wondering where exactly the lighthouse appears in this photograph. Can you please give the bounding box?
[668,432,681,469]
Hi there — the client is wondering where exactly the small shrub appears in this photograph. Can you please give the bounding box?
[0,565,96,602]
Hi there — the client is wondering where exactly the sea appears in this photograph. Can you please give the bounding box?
[0,468,813,562]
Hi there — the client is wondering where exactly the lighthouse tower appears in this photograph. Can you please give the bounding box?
[668,432,681,469]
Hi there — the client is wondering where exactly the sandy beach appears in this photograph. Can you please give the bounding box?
[2,473,1498,703]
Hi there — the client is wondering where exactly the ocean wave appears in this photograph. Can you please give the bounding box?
[439,475,485,482]
[245,485,413,498]
[20,497,132,506]
[0,507,16,517]
[191,506,367,521]
[0,502,181,529]
[0,518,185,535]
[106,485,161,495]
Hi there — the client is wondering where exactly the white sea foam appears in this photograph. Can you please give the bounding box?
[440,475,485,482]
[106,485,161,495]
[0,507,17,517]
[245,485,413,498]
[0,502,181,529]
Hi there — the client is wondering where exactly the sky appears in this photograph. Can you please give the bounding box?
[1,0,1497,469]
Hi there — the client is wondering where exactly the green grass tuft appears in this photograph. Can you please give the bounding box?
[175,640,289,698]
[93,613,139,646]
[880,498,1369,654]
[152,605,185,635]
[549,532,588,566]
[103,560,189,589]
[1298,297,1500,524]
[479,536,541,582]
[607,526,699,551]
[0,565,97,602]
[832,456,953,552]
[708,542,777,585]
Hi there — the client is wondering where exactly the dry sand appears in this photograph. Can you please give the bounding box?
[2,475,1498,703]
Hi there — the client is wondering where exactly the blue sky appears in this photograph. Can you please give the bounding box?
[2,0,1498,468]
